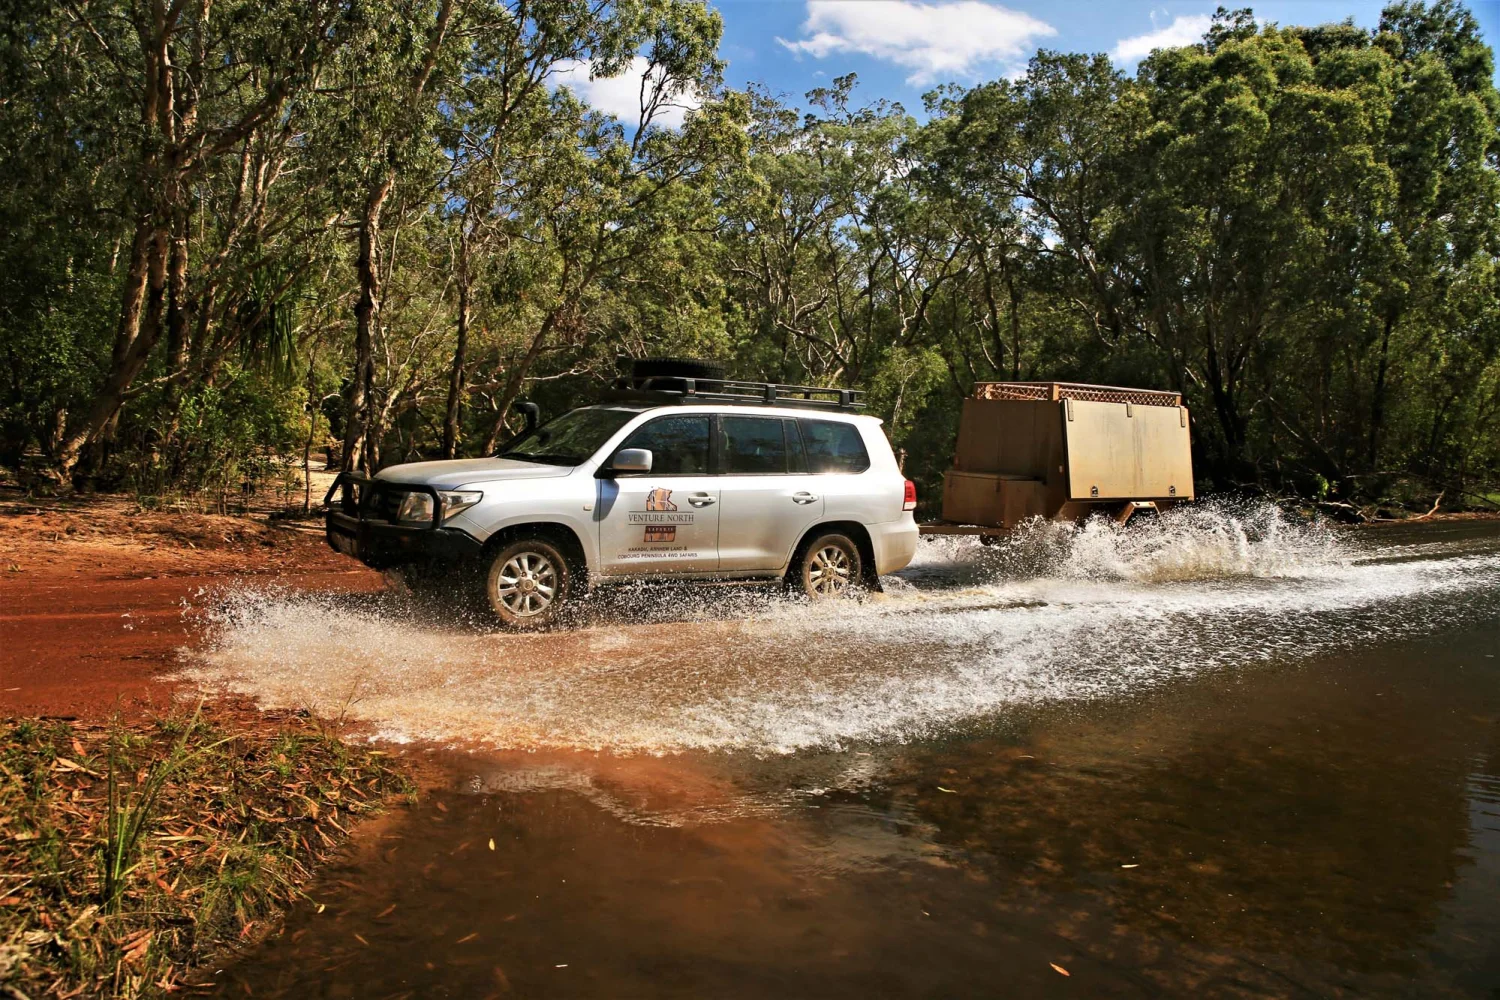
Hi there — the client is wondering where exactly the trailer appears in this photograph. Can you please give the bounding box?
[919,381,1194,539]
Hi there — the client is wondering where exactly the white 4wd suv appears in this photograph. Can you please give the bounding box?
[325,374,918,628]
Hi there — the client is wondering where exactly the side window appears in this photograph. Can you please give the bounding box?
[618,415,710,475]
[720,416,788,475]
[800,419,870,474]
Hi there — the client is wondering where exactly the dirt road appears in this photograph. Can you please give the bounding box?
[0,491,379,718]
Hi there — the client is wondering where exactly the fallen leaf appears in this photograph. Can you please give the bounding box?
[456,932,479,944]
[1050,963,1070,977]
[936,786,957,794]
[353,933,370,946]
[122,929,154,965]
[488,838,496,851]
[1120,863,1139,869]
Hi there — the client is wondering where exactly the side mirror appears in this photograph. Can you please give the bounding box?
[516,401,540,434]
[610,448,652,474]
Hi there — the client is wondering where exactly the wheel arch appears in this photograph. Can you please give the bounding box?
[789,520,881,590]
[479,521,592,586]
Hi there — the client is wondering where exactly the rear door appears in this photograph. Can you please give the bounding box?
[716,415,824,572]
[597,414,721,576]
[798,416,890,524]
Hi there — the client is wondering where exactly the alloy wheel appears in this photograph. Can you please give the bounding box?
[807,544,853,597]
[494,550,558,617]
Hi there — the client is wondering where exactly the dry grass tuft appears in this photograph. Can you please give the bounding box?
[0,706,411,998]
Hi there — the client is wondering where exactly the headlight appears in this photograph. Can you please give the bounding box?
[438,490,482,519]
[396,492,436,524]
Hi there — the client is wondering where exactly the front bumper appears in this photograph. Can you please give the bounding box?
[323,473,484,569]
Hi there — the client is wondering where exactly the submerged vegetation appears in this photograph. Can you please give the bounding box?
[1,1,1497,508]
[0,708,412,998]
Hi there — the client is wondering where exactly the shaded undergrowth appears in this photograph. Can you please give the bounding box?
[0,707,412,998]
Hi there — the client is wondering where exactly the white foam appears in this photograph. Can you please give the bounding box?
[177,503,1500,754]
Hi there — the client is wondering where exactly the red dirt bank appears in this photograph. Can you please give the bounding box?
[0,491,380,719]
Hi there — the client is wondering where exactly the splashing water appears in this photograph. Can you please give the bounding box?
[178,502,1500,754]
[908,498,1350,586]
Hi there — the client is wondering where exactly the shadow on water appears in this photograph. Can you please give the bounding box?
[182,510,1500,998]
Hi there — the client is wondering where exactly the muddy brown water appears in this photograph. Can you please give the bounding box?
[183,507,1500,998]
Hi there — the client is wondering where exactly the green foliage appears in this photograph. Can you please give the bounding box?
[122,365,308,502]
[0,0,1496,505]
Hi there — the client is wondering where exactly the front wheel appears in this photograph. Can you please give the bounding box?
[795,532,863,601]
[484,538,574,629]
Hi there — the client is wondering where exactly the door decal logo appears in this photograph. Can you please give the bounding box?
[628,486,695,526]
[644,526,677,543]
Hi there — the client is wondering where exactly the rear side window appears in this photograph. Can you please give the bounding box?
[619,415,710,475]
[720,416,787,474]
[800,419,870,474]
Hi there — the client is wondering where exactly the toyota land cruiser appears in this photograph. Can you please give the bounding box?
[324,366,919,628]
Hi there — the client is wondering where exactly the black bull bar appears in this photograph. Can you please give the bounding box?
[322,472,482,569]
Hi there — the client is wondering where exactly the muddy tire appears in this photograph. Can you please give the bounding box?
[483,537,574,630]
[794,532,863,601]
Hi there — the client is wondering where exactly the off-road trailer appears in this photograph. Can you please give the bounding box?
[918,381,1195,540]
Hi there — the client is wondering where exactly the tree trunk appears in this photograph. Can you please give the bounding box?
[442,235,470,459]
[341,0,452,472]
[51,228,171,479]
[1005,267,1021,381]
[480,310,561,455]
[1367,309,1397,470]
[342,175,393,472]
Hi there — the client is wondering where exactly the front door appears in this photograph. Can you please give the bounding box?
[715,415,825,572]
[597,414,720,575]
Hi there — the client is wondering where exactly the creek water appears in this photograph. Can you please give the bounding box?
[182,506,1500,998]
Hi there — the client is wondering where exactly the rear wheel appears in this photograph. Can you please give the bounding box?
[484,538,574,629]
[795,532,863,601]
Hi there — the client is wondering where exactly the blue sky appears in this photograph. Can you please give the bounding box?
[707,0,1500,112]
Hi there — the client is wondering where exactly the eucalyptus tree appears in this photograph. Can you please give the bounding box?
[1360,1,1500,475]
[463,1,748,454]
[434,0,652,459]
[12,0,355,483]
[720,77,926,386]
[326,0,459,471]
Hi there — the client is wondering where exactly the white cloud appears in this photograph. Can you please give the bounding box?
[1110,13,1213,64]
[551,57,702,129]
[776,0,1056,85]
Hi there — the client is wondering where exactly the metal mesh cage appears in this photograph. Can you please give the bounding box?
[973,382,1182,407]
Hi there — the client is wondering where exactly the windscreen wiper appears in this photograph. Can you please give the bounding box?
[500,452,579,466]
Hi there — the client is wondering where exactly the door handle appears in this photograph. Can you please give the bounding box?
[791,492,819,504]
[688,493,717,507]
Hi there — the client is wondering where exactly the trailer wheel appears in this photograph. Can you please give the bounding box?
[795,532,863,601]
[483,537,574,629]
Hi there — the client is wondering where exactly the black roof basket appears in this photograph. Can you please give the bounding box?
[603,376,864,413]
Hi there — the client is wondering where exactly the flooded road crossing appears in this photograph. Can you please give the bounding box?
[183,508,1500,997]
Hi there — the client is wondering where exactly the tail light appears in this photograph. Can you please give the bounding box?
[903,479,917,511]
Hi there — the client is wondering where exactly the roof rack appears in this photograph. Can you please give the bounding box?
[603,377,864,412]
[973,381,1182,408]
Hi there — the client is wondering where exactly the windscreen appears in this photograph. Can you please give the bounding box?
[499,407,641,466]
